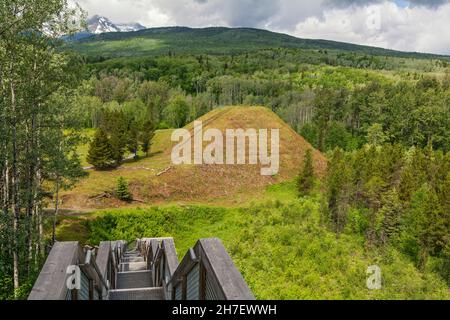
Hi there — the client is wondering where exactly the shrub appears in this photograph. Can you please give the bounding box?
[116,177,133,202]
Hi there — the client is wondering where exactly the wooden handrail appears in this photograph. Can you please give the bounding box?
[96,242,112,283]
[80,249,109,293]
[29,240,125,300]
[137,237,253,300]
[151,238,179,294]
[28,242,82,300]
[29,238,253,300]
[197,238,254,300]
[169,238,254,300]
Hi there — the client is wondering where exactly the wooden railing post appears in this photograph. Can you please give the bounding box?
[88,279,94,300]
[182,275,187,300]
[71,289,78,300]
[199,263,207,300]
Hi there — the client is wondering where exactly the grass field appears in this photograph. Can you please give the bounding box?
[61,106,326,210]
[52,188,449,300]
[73,38,166,57]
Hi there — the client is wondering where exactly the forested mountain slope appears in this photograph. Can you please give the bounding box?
[66,26,450,61]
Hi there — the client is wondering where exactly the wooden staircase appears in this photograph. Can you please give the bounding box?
[28,238,254,301]
[108,250,164,300]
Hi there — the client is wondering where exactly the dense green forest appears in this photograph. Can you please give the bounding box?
[0,0,449,300]
[67,26,450,61]
[74,50,449,155]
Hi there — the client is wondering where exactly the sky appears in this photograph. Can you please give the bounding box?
[69,0,450,55]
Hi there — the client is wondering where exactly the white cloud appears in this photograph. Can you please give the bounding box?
[70,0,450,55]
[143,5,171,27]
[70,0,151,24]
[289,2,450,54]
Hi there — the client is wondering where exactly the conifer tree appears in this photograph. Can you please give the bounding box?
[379,188,403,244]
[98,109,127,166]
[127,125,139,160]
[87,129,113,170]
[399,183,447,271]
[297,149,315,196]
[326,148,351,235]
[116,177,132,202]
[140,120,156,157]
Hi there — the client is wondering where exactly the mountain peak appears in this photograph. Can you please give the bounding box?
[87,15,146,34]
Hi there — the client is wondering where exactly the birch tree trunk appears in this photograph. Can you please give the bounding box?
[10,79,20,295]
[52,178,60,245]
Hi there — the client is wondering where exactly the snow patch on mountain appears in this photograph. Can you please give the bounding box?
[115,23,146,32]
[87,15,146,34]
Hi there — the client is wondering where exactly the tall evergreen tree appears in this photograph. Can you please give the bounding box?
[140,120,156,157]
[99,110,127,166]
[379,188,403,244]
[326,148,352,235]
[400,184,444,270]
[86,129,113,170]
[313,88,347,151]
[127,124,139,160]
[297,149,314,197]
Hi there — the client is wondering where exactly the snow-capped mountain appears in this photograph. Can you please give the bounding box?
[115,23,147,33]
[87,15,120,34]
[87,15,146,34]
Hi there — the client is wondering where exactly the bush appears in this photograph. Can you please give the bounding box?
[83,202,448,299]
[116,177,133,202]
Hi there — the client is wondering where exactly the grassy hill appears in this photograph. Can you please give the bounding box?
[52,109,449,301]
[66,26,450,61]
[60,106,326,211]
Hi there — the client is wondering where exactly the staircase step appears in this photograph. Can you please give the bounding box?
[120,261,147,272]
[123,255,140,259]
[122,256,145,263]
[117,271,153,289]
[124,251,140,255]
[108,287,165,300]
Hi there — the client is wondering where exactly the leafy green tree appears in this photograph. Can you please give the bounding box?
[138,80,170,123]
[325,122,356,150]
[116,177,132,202]
[366,123,388,146]
[0,0,85,296]
[363,175,386,246]
[297,149,314,197]
[47,149,85,245]
[163,95,189,128]
[313,88,347,152]
[73,95,103,128]
[94,76,115,103]
[299,123,318,149]
[87,129,113,170]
